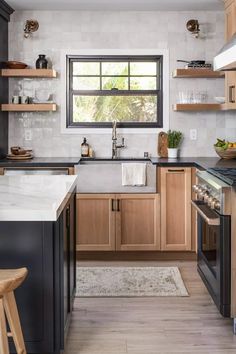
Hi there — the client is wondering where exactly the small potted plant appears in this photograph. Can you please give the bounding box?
[167,130,183,159]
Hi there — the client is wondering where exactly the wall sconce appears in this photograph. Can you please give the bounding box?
[186,19,200,38]
[24,20,39,38]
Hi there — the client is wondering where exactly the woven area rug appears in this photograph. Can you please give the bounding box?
[76,266,189,297]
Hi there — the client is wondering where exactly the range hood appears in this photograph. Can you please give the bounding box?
[214,33,236,71]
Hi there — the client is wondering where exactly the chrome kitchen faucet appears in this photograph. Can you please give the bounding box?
[112,121,125,159]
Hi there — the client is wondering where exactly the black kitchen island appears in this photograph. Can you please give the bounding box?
[0,175,77,354]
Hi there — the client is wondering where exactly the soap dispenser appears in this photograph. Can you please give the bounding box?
[81,137,89,157]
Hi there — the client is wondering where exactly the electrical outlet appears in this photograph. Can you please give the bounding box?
[190,129,197,141]
[25,129,32,141]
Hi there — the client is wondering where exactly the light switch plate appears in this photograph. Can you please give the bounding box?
[190,129,197,141]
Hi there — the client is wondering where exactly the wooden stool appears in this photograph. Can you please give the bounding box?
[0,268,28,354]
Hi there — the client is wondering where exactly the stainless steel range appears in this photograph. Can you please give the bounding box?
[192,170,231,318]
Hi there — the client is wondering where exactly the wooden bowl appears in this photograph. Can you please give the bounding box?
[5,61,28,69]
[215,146,236,159]
[11,146,27,155]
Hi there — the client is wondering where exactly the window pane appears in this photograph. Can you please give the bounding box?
[73,77,100,90]
[73,62,100,76]
[102,62,128,76]
[130,77,157,90]
[73,95,157,123]
[130,62,156,75]
[102,77,128,90]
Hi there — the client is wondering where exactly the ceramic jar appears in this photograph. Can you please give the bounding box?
[36,55,48,69]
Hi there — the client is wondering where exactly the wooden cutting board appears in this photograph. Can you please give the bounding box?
[158,132,168,158]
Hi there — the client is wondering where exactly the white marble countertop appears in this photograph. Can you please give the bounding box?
[0,175,77,221]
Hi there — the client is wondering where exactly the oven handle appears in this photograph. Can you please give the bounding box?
[191,200,220,226]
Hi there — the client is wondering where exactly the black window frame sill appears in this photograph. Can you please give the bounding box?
[67,122,162,129]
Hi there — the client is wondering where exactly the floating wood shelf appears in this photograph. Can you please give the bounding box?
[0,69,57,78]
[173,103,222,111]
[1,104,57,112]
[221,103,236,110]
[173,69,224,78]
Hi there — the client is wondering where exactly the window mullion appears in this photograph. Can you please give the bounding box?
[128,61,130,91]
[100,61,102,90]
[71,89,158,96]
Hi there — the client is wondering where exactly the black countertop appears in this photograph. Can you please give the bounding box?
[150,157,236,169]
[1,156,236,185]
[1,156,236,169]
[0,157,80,168]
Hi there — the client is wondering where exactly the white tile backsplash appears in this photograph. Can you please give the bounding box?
[8,10,236,158]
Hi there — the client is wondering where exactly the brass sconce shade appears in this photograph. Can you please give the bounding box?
[186,19,200,38]
[24,20,39,38]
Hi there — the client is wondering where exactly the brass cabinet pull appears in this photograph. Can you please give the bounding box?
[167,169,185,173]
[229,85,235,103]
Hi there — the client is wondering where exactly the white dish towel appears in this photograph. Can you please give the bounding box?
[122,163,147,186]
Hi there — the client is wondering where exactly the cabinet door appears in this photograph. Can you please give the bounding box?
[115,194,160,251]
[224,1,236,109]
[225,71,236,108]
[160,168,192,251]
[76,194,116,251]
[62,192,76,337]
[63,205,70,331]
[68,195,76,310]
[225,0,236,40]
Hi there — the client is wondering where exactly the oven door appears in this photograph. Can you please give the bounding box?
[191,200,231,317]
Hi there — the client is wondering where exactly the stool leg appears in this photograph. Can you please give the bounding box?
[3,292,26,354]
[0,297,10,354]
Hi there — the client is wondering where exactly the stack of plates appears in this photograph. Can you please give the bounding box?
[7,152,33,160]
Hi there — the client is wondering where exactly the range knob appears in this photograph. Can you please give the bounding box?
[203,191,210,202]
[207,195,215,207]
[193,184,201,193]
[198,189,207,200]
[210,198,221,211]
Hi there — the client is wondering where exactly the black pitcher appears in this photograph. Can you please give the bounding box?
[36,55,48,69]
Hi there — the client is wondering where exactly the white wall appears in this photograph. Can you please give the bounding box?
[8,10,236,157]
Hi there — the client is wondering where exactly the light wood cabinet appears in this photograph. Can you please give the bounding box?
[225,71,236,108]
[76,194,116,251]
[76,193,160,251]
[116,194,160,251]
[224,0,236,109]
[225,0,236,40]
[160,167,192,251]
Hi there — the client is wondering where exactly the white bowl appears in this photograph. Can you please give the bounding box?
[35,89,50,102]
[214,96,225,104]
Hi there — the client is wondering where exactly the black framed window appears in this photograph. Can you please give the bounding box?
[66,55,163,128]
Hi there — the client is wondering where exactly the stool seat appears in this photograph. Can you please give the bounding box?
[0,268,28,295]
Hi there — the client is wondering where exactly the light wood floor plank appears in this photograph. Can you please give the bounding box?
[65,261,236,354]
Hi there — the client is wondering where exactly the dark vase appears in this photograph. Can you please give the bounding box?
[36,55,48,69]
